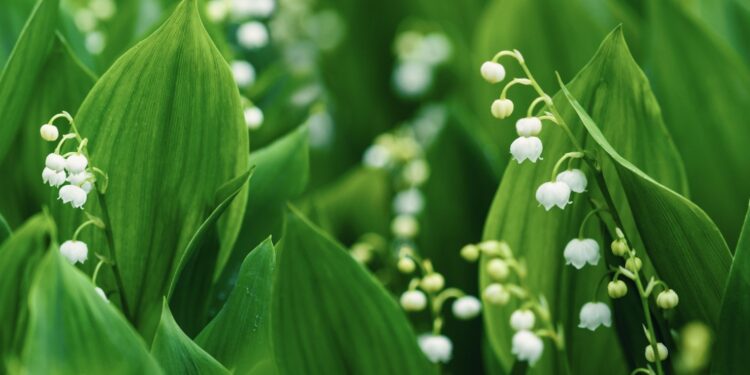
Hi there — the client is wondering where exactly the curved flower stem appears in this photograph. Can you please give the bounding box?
[527,96,548,117]
[578,207,608,238]
[550,151,584,181]
[500,78,532,99]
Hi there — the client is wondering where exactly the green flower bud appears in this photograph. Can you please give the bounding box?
[607,280,628,299]
[486,258,510,281]
[483,283,510,305]
[420,273,445,293]
[460,244,480,262]
[645,343,669,362]
[656,289,679,309]
[610,238,629,257]
[625,257,642,273]
[397,257,416,274]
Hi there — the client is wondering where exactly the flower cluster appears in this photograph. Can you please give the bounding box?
[392,28,452,97]
[479,50,680,374]
[462,240,563,366]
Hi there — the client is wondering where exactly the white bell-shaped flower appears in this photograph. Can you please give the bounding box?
[535,181,571,210]
[509,309,536,331]
[400,290,427,312]
[452,296,481,320]
[95,287,109,302]
[491,99,514,119]
[515,117,542,137]
[244,106,264,129]
[480,61,506,83]
[556,169,587,193]
[59,185,88,209]
[64,153,88,174]
[510,137,543,163]
[42,168,67,187]
[231,60,256,87]
[237,21,269,49]
[511,330,544,365]
[67,171,93,186]
[40,124,59,141]
[578,302,612,331]
[563,238,600,269]
[45,153,66,171]
[60,240,88,264]
[418,334,453,363]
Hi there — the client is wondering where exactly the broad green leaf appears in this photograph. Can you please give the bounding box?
[272,207,434,374]
[560,76,733,328]
[648,0,750,243]
[0,0,35,65]
[481,28,684,373]
[215,125,309,280]
[168,168,254,335]
[151,300,229,375]
[713,203,750,374]
[196,238,276,375]
[0,215,51,359]
[62,0,249,336]
[0,212,10,245]
[0,34,95,227]
[0,0,58,162]
[21,248,162,373]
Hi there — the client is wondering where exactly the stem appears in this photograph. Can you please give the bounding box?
[578,207,608,238]
[92,259,105,285]
[550,152,584,180]
[527,96,548,117]
[500,78,532,99]
[72,219,102,240]
[634,272,665,375]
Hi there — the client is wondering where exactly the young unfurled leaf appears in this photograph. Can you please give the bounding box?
[61,0,249,335]
[560,75,732,329]
[151,300,229,375]
[21,248,162,373]
[196,238,276,374]
[481,28,685,373]
[272,207,434,374]
[0,215,51,359]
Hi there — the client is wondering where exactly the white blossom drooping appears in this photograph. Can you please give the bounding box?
[59,185,88,209]
[42,168,67,187]
[45,153,66,171]
[556,169,587,193]
[563,238,600,269]
[515,117,542,137]
[400,290,427,312]
[509,309,536,331]
[510,137,543,164]
[535,181,571,210]
[491,99,514,119]
[511,330,544,365]
[452,296,482,320]
[418,334,453,363]
[64,153,88,174]
[480,61,506,83]
[237,21,269,49]
[60,240,88,264]
[578,302,612,331]
[40,124,59,141]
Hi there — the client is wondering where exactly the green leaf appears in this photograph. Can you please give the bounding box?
[648,0,750,243]
[196,238,276,374]
[272,206,434,374]
[0,0,35,65]
[559,74,733,328]
[481,28,684,373]
[0,214,51,359]
[211,126,308,312]
[0,0,58,162]
[151,300,229,375]
[21,247,162,373]
[0,212,10,245]
[0,34,95,227]
[61,0,249,335]
[713,203,750,374]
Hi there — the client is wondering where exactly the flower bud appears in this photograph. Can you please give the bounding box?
[60,240,88,264]
[645,343,669,363]
[420,273,445,293]
[607,280,628,299]
[509,309,535,331]
[40,124,59,141]
[460,244,480,262]
[231,60,255,87]
[244,106,264,129]
[418,334,452,363]
[58,185,88,209]
[483,283,510,305]
[478,240,512,258]
[397,257,416,273]
[656,289,679,309]
[45,153,66,171]
[625,257,642,273]
[510,136,543,164]
[610,238,629,257]
[237,21,269,49]
[511,330,544,365]
[350,243,372,264]
[555,169,587,193]
[400,290,427,311]
[480,61,506,83]
[452,295,481,319]
[64,153,88,174]
[486,258,510,280]
[515,117,542,137]
[491,99,514,119]
[563,238,600,269]
[391,215,419,238]
[42,168,67,187]
[535,181,571,211]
